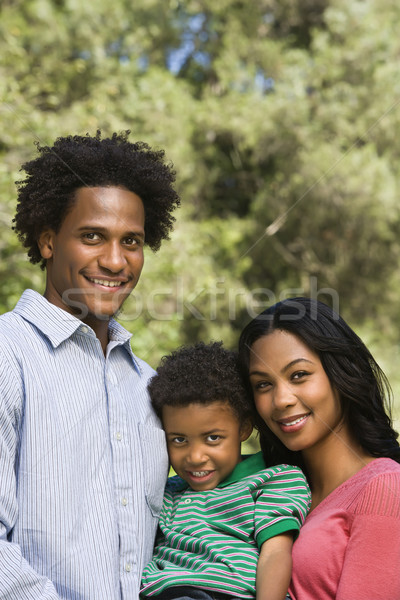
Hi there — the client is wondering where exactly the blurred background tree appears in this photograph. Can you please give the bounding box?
[1,0,400,432]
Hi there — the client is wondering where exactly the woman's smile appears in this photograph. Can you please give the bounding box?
[275,413,311,434]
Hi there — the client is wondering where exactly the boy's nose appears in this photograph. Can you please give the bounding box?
[186,445,207,465]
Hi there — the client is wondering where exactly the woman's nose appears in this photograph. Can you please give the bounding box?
[272,381,297,410]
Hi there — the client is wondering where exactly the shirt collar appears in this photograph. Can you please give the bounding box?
[14,289,137,363]
[218,451,266,487]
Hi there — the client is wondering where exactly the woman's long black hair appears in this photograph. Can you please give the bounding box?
[238,297,400,469]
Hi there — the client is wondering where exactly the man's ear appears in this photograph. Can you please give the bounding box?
[240,419,253,443]
[37,229,55,260]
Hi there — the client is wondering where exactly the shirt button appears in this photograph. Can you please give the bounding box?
[81,326,89,334]
[115,432,122,441]
[125,563,131,572]
[183,498,191,504]
[121,497,128,506]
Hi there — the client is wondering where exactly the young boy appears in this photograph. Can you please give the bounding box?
[140,342,311,600]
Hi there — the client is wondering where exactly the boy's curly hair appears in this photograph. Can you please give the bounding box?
[13,130,180,268]
[149,341,254,424]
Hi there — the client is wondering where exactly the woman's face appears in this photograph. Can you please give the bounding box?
[248,329,343,455]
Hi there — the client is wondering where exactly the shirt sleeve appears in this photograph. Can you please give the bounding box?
[252,466,311,548]
[336,471,400,600]
[0,348,61,600]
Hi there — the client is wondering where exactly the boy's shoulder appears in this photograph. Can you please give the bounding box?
[259,463,306,476]
[165,474,188,494]
[254,463,308,485]
[236,452,306,482]
[237,458,309,495]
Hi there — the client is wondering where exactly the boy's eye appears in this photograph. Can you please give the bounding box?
[207,434,221,442]
[171,436,186,444]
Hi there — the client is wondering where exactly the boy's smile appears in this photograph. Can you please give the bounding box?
[162,401,252,491]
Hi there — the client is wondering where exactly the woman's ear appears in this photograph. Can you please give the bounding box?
[37,229,55,260]
[240,419,253,442]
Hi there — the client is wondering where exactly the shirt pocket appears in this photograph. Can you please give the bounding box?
[139,423,169,518]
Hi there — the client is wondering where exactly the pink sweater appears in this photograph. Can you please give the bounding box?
[289,458,400,600]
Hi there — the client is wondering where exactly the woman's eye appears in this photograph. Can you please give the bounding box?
[253,381,271,391]
[292,371,309,381]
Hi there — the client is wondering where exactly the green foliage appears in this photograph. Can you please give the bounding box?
[2,0,400,422]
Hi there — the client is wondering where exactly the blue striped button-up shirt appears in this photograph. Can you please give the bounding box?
[0,289,168,600]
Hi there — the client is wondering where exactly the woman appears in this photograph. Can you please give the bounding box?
[238,297,400,600]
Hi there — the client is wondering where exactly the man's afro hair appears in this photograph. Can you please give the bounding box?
[149,341,254,424]
[14,130,180,268]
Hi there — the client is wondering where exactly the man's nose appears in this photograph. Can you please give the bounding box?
[98,241,127,273]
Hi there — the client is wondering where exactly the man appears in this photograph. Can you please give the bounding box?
[0,131,180,599]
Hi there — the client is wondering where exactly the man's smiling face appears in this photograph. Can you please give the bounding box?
[38,186,145,327]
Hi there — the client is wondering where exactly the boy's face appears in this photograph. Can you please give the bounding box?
[162,401,252,491]
[37,186,145,326]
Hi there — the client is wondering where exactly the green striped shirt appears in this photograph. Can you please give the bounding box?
[141,452,311,598]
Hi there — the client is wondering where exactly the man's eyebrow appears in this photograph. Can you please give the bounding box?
[76,225,144,237]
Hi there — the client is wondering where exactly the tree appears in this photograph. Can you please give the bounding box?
[1,0,400,394]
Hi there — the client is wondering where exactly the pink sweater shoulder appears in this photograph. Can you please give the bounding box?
[289,458,400,600]
[324,457,400,513]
